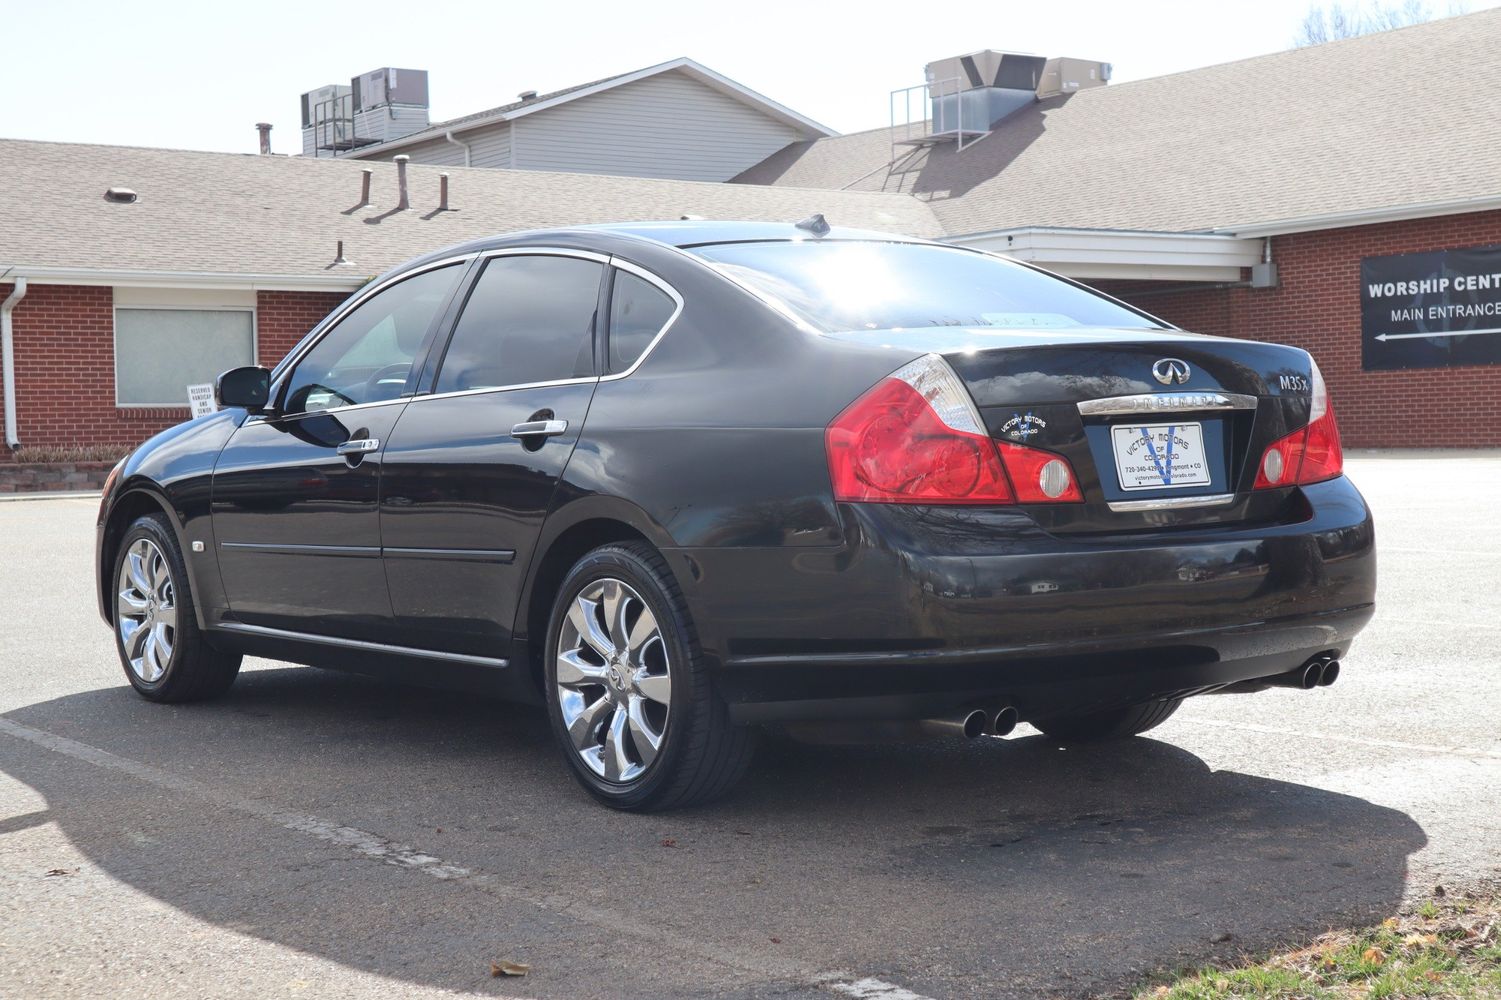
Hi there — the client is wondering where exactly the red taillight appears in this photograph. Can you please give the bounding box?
[1254,359,1344,489]
[996,440,1084,503]
[826,355,1080,505]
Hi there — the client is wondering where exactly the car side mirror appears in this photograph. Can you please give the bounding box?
[215,366,271,413]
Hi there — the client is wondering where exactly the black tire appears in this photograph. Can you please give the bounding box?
[1032,697,1182,742]
[543,541,753,811]
[111,514,241,703]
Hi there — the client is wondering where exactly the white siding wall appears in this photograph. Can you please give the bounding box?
[512,71,802,181]
[467,124,512,168]
[386,134,467,167]
[380,122,512,168]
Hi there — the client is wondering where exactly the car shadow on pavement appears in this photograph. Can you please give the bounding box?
[1,665,1428,1000]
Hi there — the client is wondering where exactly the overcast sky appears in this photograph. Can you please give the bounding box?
[2,0,1491,154]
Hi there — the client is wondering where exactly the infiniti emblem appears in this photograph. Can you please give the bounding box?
[1152,358,1191,386]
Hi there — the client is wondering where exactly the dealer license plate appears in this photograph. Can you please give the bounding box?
[1110,422,1212,492]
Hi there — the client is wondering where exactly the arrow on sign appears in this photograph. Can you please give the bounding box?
[1376,326,1501,341]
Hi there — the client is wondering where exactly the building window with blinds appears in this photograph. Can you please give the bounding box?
[114,308,255,407]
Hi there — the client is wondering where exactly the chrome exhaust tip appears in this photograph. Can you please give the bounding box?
[1262,661,1322,690]
[1317,659,1341,687]
[919,709,989,740]
[990,705,1019,737]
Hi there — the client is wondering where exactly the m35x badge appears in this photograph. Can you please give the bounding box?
[1152,358,1191,385]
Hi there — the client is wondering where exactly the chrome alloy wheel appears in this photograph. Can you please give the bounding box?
[555,578,672,783]
[117,538,177,684]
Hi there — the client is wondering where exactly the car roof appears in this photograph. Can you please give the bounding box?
[572,220,936,248]
[393,220,942,281]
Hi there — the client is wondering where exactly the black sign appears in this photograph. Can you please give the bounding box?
[1361,244,1501,370]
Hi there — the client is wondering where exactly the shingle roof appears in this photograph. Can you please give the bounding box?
[0,138,941,286]
[732,10,1501,236]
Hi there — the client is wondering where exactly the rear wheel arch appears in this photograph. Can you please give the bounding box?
[521,517,656,696]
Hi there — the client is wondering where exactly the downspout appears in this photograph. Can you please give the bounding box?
[444,129,472,168]
[1,276,26,451]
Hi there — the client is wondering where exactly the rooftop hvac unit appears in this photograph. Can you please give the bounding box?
[300,83,351,130]
[923,51,1047,138]
[1036,58,1112,100]
[351,67,430,112]
[925,51,1048,94]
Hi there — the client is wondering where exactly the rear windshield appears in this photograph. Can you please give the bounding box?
[693,241,1163,333]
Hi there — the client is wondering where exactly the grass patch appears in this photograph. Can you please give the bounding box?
[1138,890,1500,999]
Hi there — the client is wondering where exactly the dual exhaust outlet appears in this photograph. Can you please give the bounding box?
[920,704,1020,740]
[920,656,1341,739]
[1264,656,1341,690]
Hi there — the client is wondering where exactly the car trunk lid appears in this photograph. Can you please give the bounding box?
[828,327,1319,531]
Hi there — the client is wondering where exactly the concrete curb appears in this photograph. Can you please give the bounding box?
[0,490,101,503]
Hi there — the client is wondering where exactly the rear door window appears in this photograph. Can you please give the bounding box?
[435,255,604,393]
[607,270,677,373]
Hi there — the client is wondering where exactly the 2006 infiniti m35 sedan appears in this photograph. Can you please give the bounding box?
[96,221,1375,810]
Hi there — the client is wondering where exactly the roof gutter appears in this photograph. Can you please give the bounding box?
[8,267,367,293]
[1215,193,1501,238]
[2,276,27,451]
[444,129,472,168]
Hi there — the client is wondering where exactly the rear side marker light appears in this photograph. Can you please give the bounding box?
[827,354,1081,505]
[1254,358,1344,490]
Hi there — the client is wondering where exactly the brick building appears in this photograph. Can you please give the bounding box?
[3,12,1500,452]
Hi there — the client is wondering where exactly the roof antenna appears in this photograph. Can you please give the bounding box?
[794,213,830,237]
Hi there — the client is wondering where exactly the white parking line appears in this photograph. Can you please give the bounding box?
[1379,547,1501,557]
[831,978,937,1000]
[0,715,918,998]
[1180,717,1501,760]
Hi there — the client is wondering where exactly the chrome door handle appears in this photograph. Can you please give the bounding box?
[510,419,568,439]
[336,438,380,455]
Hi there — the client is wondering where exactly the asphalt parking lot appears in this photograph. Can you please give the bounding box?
[2,452,1499,1000]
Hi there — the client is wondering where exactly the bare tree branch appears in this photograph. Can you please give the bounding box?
[1294,0,1466,46]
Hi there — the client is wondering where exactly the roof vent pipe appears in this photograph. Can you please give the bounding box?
[439,173,450,212]
[359,168,372,207]
[256,122,273,155]
[394,154,410,211]
[2,276,28,451]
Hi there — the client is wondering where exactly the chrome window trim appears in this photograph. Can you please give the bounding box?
[1077,391,1259,417]
[426,247,611,398]
[408,251,685,401]
[244,394,408,425]
[476,247,611,265]
[213,621,508,668]
[265,253,478,417]
[408,374,601,405]
[600,257,685,381]
[268,247,685,416]
[1106,493,1237,513]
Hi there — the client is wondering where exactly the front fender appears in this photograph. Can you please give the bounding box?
[95,409,245,630]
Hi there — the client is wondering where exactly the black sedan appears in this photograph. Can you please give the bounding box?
[95,221,1375,810]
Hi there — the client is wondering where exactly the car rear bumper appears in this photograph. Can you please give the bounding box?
[665,476,1376,723]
